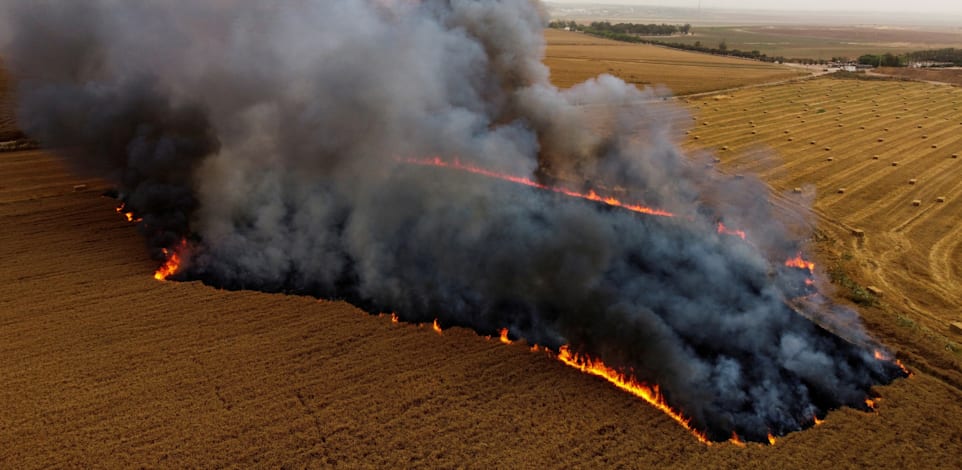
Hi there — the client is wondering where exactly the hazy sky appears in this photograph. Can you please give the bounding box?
[547,0,960,14]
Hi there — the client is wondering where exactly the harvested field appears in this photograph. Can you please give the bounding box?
[2,149,961,467]
[875,67,962,87]
[545,29,806,94]
[684,76,962,389]
[666,25,962,60]
[3,29,962,467]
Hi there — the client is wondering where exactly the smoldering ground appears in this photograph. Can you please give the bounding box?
[0,0,905,442]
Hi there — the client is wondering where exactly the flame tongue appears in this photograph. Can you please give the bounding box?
[154,239,188,281]
[785,252,816,273]
[717,222,747,240]
[555,345,711,445]
[400,157,675,218]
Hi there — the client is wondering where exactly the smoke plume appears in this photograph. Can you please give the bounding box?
[1,0,904,442]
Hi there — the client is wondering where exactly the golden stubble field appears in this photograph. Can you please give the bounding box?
[681,77,962,382]
[544,29,807,94]
[2,149,961,468]
[2,37,962,467]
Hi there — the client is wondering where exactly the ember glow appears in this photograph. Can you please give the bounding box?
[555,345,711,445]
[154,239,187,281]
[874,349,912,376]
[401,157,676,218]
[717,222,747,240]
[432,319,443,335]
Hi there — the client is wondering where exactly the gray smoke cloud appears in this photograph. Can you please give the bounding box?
[1,0,904,442]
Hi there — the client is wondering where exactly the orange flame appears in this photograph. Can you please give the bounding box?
[717,222,747,240]
[154,239,187,281]
[400,157,675,218]
[499,328,513,345]
[729,432,747,447]
[767,433,777,446]
[555,345,711,445]
[391,313,400,324]
[115,204,142,223]
[873,349,912,376]
[865,398,878,410]
[785,252,816,273]
[814,415,825,426]
[432,319,443,335]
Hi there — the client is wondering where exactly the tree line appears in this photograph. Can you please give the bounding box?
[857,49,962,67]
[548,20,690,37]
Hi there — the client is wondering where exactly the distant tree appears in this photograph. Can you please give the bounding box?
[681,24,692,35]
[718,40,728,52]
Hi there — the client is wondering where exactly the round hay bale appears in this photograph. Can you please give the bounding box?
[872,155,880,160]
[936,197,946,203]
[912,200,922,207]
[793,187,803,194]
[837,188,846,194]
[892,161,899,166]
[810,141,817,145]
[908,179,917,185]
[826,157,834,161]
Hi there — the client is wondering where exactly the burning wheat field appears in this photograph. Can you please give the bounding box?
[0,1,959,468]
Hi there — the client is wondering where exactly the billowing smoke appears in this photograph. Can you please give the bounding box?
[1,0,904,442]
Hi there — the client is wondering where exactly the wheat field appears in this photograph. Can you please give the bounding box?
[2,35,962,467]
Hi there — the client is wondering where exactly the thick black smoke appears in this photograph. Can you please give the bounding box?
[1,0,905,442]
